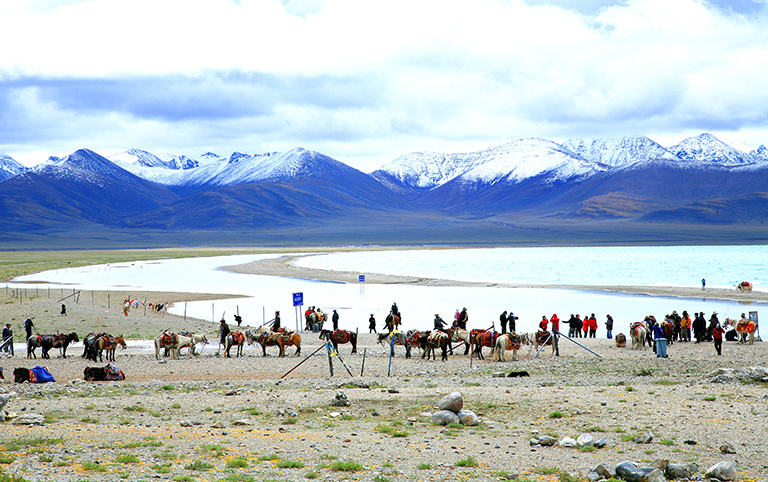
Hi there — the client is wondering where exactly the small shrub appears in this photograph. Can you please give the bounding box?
[304,471,319,479]
[329,460,363,471]
[661,439,675,446]
[416,463,432,470]
[625,386,635,392]
[115,453,140,464]
[0,454,16,464]
[160,385,176,391]
[257,453,281,461]
[82,461,108,472]
[173,477,194,482]
[38,454,54,463]
[373,476,392,482]
[185,461,214,471]
[283,417,298,425]
[703,396,716,401]
[548,411,565,419]
[456,456,478,467]
[170,403,181,409]
[80,417,100,424]
[226,457,249,468]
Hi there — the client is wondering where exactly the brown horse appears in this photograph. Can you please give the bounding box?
[422,331,449,361]
[224,331,246,357]
[95,334,126,362]
[278,332,302,357]
[27,332,79,359]
[472,330,500,359]
[385,313,401,332]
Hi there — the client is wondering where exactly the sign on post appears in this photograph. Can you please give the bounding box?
[359,274,365,294]
[292,292,303,306]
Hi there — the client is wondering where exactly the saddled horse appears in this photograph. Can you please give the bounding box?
[529,330,555,356]
[176,332,208,356]
[27,332,79,359]
[630,323,647,350]
[320,329,358,354]
[377,330,412,358]
[278,332,301,357]
[491,332,525,361]
[728,318,757,344]
[472,330,500,359]
[94,334,126,363]
[306,311,326,331]
[155,331,181,360]
[256,330,301,357]
[445,328,471,355]
[384,313,401,332]
[659,318,675,346]
[224,331,246,358]
[423,331,449,361]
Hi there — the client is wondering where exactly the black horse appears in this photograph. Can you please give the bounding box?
[28,332,79,359]
[319,329,358,354]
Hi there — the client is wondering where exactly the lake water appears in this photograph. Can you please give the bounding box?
[9,246,766,336]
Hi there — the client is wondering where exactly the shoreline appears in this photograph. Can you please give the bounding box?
[223,253,768,304]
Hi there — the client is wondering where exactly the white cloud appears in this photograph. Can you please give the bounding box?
[2,0,768,169]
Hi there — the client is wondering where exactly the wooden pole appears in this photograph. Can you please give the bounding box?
[360,348,367,376]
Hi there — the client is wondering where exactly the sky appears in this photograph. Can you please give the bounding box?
[2,0,768,172]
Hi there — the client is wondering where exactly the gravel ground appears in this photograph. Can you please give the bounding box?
[1,284,767,482]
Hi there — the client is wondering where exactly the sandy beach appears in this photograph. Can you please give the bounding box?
[1,253,767,482]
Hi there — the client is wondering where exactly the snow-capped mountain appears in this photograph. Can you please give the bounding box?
[670,133,757,164]
[561,136,679,167]
[751,145,768,162]
[0,155,27,182]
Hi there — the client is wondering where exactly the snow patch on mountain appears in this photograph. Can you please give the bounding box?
[561,136,678,167]
[670,133,756,164]
[0,155,28,182]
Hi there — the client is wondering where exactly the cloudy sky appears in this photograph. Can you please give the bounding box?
[2,0,767,171]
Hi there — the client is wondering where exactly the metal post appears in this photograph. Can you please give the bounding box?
[387,334,394,376]
[360,348,367,376]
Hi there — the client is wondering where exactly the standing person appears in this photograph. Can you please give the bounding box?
[332,310,339,331]
[60,303,67,316]
[271,311,281,332]
[550,313,560,356]
[701,278,706,291]
[707,312,719,341]
[234,314,243,327]
[1,323,12,354]
[680,311,691,342]
[588,314,597,338]
[653,319,668,358]
[219,318,230,350]
[123,298,130,316]
[693,312,705,343]
[567,314,577,337]
[582,315,589,338]
[499,311,508,334]
[712,321,725,355]
[369,314,377,333]
[458,308,468,330]
[575,315,583,338]
[507,312,518,333]
[24,317,34,339]
[605,314,614,339]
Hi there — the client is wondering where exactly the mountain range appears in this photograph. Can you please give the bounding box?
[2,133,768,249]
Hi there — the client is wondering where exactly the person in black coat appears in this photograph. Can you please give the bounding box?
[332,310,339,331]
[272,311,281,332]
[507,312,518,333]
[692,312,706,343]
[499,311,508,334]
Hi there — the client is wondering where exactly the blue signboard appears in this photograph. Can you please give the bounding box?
[292,292,303,306]
[359,275,365,283]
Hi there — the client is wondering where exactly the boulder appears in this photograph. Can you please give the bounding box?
[646,468,666,482]
[537,435,557,447]
[705,461,736,481]
[558,437,576,448]
[576,433,595,448]
[594,438,607,449]
[437,392,463,413]
[330,391,350,407]
[12,413,45,425]
[457,409,479,426]
[665,463,693,479]
[615,461,647,482]
[431,410,460,426]
[719,443,736,454]
[593,463,613,479]
[634,431,654,444]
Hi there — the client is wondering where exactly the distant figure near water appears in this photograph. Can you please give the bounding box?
[701,278,706,291]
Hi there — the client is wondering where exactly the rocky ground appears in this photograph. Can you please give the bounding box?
[1,286,767,482]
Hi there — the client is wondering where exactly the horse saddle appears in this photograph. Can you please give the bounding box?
[630,323,643,337]
[259,332,277,344]
[232,332,245,344]
[333,330,350,344]
[32,335,43,344]
[405,330,421,345]
[536,330,552,345]
[161,332,177,346]
[737,321,755,332]
[481,331,499,346]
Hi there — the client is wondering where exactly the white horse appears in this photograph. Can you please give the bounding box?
[491,333,524,361]
[631,324,647,350]
[177,333,208,357]
[155,332,181,360]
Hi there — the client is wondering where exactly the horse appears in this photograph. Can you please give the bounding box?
[630,323,647,350]
[472,330,499,359]
[384,313,401,332]
[176,332,208,357]
[422,331,449,361]
[736,281,753,292]
[154,331,181,360]
[13,367,31,383]
[279,332,302,357]
[491,332,524,362]
[306,311,326,331]
[320,329,358,354]
[224,331,246,357]
[446,328,471,355]
[94,334,126,362]
[659,319,675,346]
[377,331,412,358]
[729,318,757,344]
[27,333,79,359]
[615,333,627,347]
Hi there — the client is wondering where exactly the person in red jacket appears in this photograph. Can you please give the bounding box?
[539,316,549,331]
[712,321,725,355]
[588,314,598,338]
[550,314,561,356]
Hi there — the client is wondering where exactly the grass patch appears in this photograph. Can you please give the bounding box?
[0,455,16,464]
[219,475,255,482]
[661,439,675,446]
[578,445,597,452]
[304,471,319,479]
[2,437,64,452]
[122,439,163,449]
[625,386,636,392]
[185,461,214,471]
[374,423,409,437]
[634,368,654,376]
[703,396,717,401]
[170,403,182,409]
[319,454,338,460]
[226,457,249,468]
[652,379,679,386]
[199,443,227,457]
[373,476,392,482]
[156,451,178,460]
[548,411,565,418]
[123,405,146,413]
[329,460,363,471]
[456,456,478,467]
[80,417,100,424]
[416,463,432,470]
[241,407,261,416]
[82,461,108,472]
[172,476,194,482]
[257,453,281,461]
[276,460,305,469]
[152,462,173,473]
[115,454,140,464]
[38,454,54,463]
[160,385,176,391]
[282,417,298,425]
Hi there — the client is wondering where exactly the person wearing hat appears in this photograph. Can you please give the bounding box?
[219,318,230,347]
[507,312,518,333]
[332,309,339,331]
[271,311,281,332]
[457,308,468,330]
[707,312,720,341]
[712,319,725,355]
[369,314,376,333]
[539,316,549,332]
